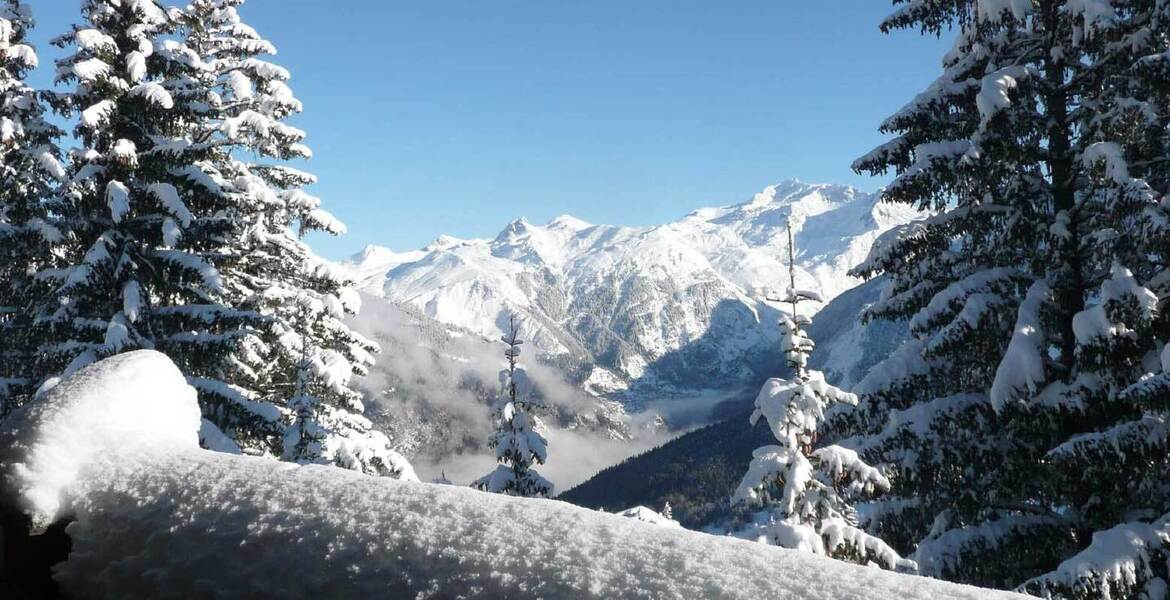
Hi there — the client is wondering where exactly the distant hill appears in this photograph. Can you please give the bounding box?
[557,277,907,528]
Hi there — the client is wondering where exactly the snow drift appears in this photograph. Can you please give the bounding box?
[1,351,1027,599]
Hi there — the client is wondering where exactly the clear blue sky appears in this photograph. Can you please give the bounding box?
[28,1,949,260]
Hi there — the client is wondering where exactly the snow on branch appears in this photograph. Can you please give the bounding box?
[990,280,1051,411]
[1021,518,1170,600]
[908,267,1021,336]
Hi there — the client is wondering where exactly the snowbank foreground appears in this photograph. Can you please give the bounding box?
[0,352,1026,599]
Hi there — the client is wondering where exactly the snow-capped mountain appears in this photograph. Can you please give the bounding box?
[346,180,922,401]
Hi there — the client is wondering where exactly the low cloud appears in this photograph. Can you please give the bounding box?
[348,294,677,493]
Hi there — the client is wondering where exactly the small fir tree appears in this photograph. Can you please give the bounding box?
[472,315,553,497]
[733,223,910,570]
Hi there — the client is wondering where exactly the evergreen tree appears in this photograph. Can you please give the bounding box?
[42,0,239,382]
[174,0,412,479]
[38,0,414,479]
[842,0,1170,593]
[733,223,910,570]
[473,315,552,497]
[0,0,63,417]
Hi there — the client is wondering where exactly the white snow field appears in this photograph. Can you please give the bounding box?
[1,351,1028,599]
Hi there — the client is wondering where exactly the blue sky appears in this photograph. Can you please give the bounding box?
[28,1,949,260]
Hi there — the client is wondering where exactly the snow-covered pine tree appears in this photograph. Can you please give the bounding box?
[733,222,910,570]
[41,0,252,385]
[38,0,413,479]
[171,0,413,479]
[843,0,1170,592]
[0,0,63,417]
[473,315,552,497]
[43,0,283,447]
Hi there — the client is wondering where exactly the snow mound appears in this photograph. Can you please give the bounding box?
[0,350,200,531]
[615,505,683,528]
[3,352,1025,599]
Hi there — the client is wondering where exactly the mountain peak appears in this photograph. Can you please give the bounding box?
[499,217,532,238]
[425,234,466,252]
[356,243,389,259]
[547,214,592,231]
[350,244,406,266]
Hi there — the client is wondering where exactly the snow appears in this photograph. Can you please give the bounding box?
[894,140,972,190]
[1023,518,1170,600]
[976,66,1029,127]
[125,51,147,82]
[6,43,35,67]
[306,207,347,235]
[1072,265,1157,344]
[615,505,682,528]
[226,69,253,100]
[914,514,1065,580]
[80,99,115,128]
[110,138,137,164]
[71,57,110,81]
[812,445,889,496]
[73,29,117,52]
[977,0,1033,23]
[751,373,857,444]
[161,217,181,247]
[0,351,1026,599]
[147,182,193,226]
[198,418,241,454]
[1083,142,1133,185]
[105,180,130,223]
[103,314,132,351]
[0,351,199,530]
[129,82,175,109]
[241,57,291,80]
[154,249,224,293]
[1066,0,1118,39]
[37,151,66,181]
[990,280,1051,410]
[909,268,1019,334]
[1047,415,1169,462]
[122,280,142,322]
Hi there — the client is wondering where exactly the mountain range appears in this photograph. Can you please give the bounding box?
[340,180,922,487]
[347,180,919,397]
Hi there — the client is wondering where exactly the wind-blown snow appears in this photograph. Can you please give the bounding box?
[0,351,1025,599]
